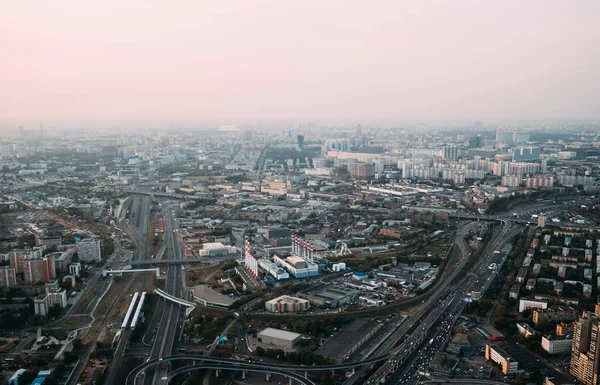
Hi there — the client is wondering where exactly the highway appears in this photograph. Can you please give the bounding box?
[343,221,480,385]
[126,353,390,385]
[367,222,520,385]
[168,364,315,385]
[146,204,186,385]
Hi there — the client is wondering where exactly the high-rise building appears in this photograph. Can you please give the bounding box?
[496,131,513,142]
[9,251,56,283]
[571,312,600,385]
[441,145,458,160]
[349,162,376,180]
[512,132,530,143]
[512,147,541,162]
[76,238,102,263]
[0,266,17,287]
[469,136,483,148]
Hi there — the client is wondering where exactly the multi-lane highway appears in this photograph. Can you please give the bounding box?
[366,222,520,385]
[343,221,480,385]
[145,204,186,385]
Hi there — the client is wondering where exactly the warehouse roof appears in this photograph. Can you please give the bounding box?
[258,327,301,341]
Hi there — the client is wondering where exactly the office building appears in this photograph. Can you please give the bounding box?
[76,238,102,262]
[571,312,600,385]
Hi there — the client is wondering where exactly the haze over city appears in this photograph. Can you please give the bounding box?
[3,3,600,385]
[1,0,600,132]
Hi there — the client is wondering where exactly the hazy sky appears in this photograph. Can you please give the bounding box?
[1,0,599,127]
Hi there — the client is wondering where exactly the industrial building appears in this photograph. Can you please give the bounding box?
[300,285,360,307]
[257,327,302,350]
[319,319,382,362]
[258,259,290,281]
[273,254,318,279]
[198,242,237,257]
[192,285,235,309]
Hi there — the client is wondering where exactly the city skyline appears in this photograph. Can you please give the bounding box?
[1,0,600,131]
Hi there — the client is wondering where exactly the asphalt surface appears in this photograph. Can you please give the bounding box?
[146,204,186,385]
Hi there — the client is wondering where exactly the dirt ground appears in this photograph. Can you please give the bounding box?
[82,275,149,345]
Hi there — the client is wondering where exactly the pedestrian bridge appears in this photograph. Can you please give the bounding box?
[153,288,196,315]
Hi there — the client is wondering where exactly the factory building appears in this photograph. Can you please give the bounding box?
[273,255,318,279]
[258,259,289,281]
[257,328,302,350]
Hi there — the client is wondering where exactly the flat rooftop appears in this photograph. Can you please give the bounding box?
[192,285,235,306]
[202,242,226,249]
[319,319,380,361]
[258,327,301,341]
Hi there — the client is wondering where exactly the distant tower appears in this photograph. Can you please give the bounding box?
[297,135,305,152]
[356,124,362,137]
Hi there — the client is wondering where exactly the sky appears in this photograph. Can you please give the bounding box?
[1,0,599,129]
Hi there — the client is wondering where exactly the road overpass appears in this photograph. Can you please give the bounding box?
[166,364,316,385]
[130,256,233,266]
[125,352,391,385]
[103,268,160,277]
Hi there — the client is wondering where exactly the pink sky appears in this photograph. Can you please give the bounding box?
[1,0,599,127]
